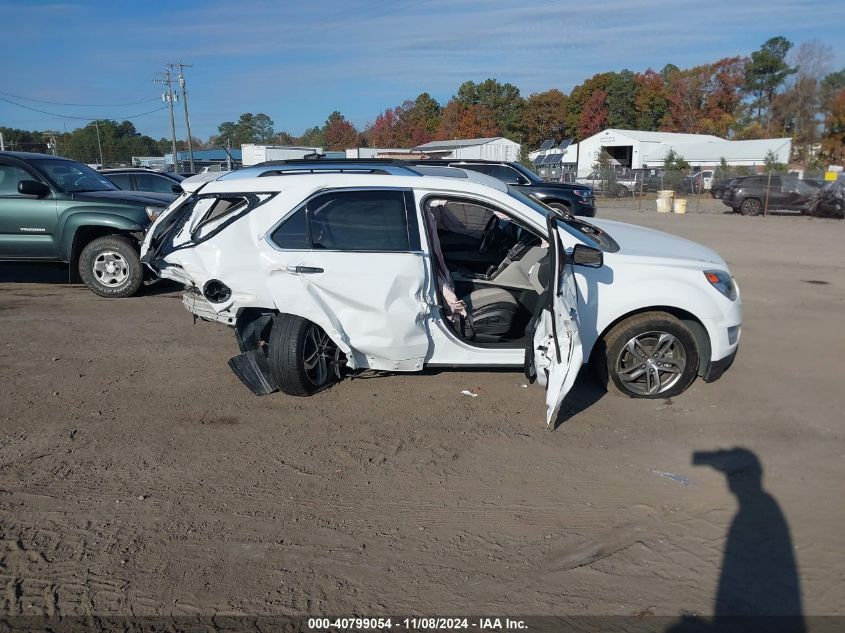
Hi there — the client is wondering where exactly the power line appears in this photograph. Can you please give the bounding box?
[0,95,167,121]
[0,90,160,107]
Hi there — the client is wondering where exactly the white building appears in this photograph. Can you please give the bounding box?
[241,144,322,166]
[412,137,520,161]
[532,129,793,177]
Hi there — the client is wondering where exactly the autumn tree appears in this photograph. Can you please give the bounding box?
[522,89,569,149]
[436,99,499,140]
[564,73,612,140]
[322,111,358,150]
[368,107,399,147]
[633,70,668,130]
[821,88,845,163]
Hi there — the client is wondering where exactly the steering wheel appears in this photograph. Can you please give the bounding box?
[71,175,98,189]
[478,215,500,254]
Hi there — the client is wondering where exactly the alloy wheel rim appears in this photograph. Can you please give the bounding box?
[92,251,129,287]
[616,331,686,396]
[302,324,343,386]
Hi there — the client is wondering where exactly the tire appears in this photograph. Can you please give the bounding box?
[546,201,571,214]
[78,235,143,298]
[267,314,345,396]
[601,312,699,399]
[616,185,630,198]
[739,198,762,216]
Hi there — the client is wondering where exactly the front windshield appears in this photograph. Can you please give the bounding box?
[508,188,619,252]
[31,159,117,193]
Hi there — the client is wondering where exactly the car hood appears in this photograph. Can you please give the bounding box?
[588,218,727,267]
[71,190,176,206]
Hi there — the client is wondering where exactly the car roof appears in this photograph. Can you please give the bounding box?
[190,162,508,195]
[0,151,75,161]
[186,168,511,200]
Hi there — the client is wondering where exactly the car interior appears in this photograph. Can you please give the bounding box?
[423,196,549,347]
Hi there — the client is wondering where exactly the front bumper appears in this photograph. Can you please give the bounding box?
[703,346,738,382]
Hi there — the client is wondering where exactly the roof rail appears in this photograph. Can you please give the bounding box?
[255,158,411,167]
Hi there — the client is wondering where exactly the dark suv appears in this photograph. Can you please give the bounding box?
[721,175,817,216]
[408,159,596,216]
[100,168,185,195]
[0,152,176,297]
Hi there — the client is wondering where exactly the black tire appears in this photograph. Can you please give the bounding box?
[600,311,699,399]
[739,198,762,216]
[546,201,572,214]
[78,235,143,298]
[616,185,630,198]
[267,314,345,396]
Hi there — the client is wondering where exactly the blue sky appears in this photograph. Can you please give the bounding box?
[1,0,843,141]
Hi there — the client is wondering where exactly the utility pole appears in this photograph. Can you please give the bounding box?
[155,68,179,173]
[170,61,195,172]
[91,122,103,166]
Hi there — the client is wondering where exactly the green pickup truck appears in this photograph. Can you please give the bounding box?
[0,152,176,297]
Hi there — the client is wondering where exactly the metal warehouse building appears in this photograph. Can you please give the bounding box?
[532,129,793,178]
[412,137,521,161]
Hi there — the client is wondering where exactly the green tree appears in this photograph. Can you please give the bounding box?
[298,126,325,147]
[214,112,276,147]
[744,36,796,127]
[456,78,524,140]
[606,70,638,129]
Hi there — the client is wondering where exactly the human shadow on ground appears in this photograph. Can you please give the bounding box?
[667,447,804,633]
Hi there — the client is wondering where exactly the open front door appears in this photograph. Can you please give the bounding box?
[528,214,584,428]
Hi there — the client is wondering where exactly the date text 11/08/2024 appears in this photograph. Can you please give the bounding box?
[307,617,528,630]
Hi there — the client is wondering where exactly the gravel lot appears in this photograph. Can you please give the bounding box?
[1,207,843,622]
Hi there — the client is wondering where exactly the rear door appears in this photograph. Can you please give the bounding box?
[262,188,431,372]
[527,214,583,428]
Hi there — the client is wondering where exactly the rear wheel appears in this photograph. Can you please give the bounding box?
[740,198,762,216]
[78,235,143,298]
[601,312,699,399]
[267,314,345,396]
[616,185,630,198]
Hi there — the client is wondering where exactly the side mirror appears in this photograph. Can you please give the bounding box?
[171,184,183,194]
[18,180,50,198]
[571,244,603,268]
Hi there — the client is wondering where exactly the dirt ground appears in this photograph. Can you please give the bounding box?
[1,206,843,623]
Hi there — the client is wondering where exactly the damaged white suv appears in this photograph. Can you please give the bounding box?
[141,161,741,426]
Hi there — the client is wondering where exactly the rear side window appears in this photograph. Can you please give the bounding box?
[135,173,176,193]
[105,173,133,190]
[270,189,418,252]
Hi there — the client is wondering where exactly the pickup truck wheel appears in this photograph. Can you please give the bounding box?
[267,314,345,396]
[78,235,143,298]
[740,198,762,216]
[616,185,630,198]
[602,312,699,399]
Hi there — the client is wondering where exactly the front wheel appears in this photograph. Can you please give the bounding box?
[267,314,345,396]
[78,235,143,298]
[600,312,700,399]
[740,198,762,216]
[546,202,572,215]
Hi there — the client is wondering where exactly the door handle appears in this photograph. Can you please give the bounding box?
[286,265,324,274]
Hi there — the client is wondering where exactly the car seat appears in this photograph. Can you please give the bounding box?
[459,287,519,343]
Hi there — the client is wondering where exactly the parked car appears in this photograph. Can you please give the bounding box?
[679,169,715,194]
[0,151,175,297]
[811,178,845,218]
[710,178,735,199]
[720,175,818,216]
[406,159,595,217]
[577,170,638,197]
[632,168,667,193]
[101,168,185,195]
[142,160,742,426]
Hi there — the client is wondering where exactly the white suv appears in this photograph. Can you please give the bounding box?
[141,161,741,427]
